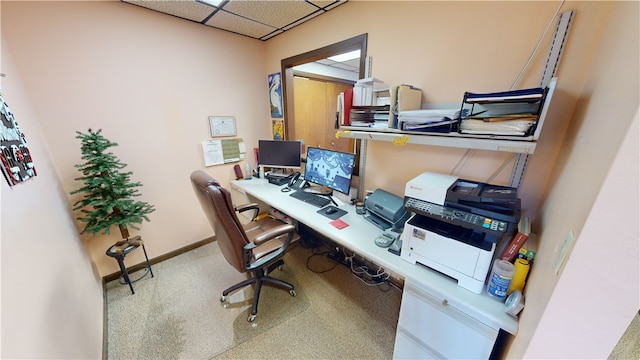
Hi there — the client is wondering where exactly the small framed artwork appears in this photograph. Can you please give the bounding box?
[268,72,283,118]
[272,119,283,140]
[209,116,237,138]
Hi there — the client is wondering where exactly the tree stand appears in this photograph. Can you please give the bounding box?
[106,236,154,294]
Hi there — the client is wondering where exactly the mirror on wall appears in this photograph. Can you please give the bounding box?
[280,34,367,156]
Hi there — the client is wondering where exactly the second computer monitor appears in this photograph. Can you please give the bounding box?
[304,147,355,194]
[258,140,302,169]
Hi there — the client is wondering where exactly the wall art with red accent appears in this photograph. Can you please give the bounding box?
[0,90,37,187]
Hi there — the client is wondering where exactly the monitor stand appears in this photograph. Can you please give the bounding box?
[267,168,293,178]
[305,185,332,196]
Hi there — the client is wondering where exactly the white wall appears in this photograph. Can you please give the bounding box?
[521,2,639,357]
[1,35,103,359]
[2,1,268,277]
[527,107,639,358]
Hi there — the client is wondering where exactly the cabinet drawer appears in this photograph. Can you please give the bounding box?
[396,283,498,359]
[393,328,443,359]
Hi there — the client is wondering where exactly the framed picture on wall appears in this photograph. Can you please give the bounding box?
[268,72,283,118]
[209,116,237,137]
[272,119,283,140]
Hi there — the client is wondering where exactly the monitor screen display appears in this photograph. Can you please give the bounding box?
[304,147,355,194]
[258,140,302,169]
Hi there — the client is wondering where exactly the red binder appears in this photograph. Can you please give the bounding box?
[343,88,353,126]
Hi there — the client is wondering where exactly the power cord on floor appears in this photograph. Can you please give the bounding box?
[349,257,393,291]
[300,232,401,292]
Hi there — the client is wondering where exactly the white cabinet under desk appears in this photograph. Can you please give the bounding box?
[394,276,513,359]
[231,179,518,359]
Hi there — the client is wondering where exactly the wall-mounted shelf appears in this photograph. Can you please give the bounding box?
[337,128,537,154]
[338,78,556,156]
[340,78,556,195]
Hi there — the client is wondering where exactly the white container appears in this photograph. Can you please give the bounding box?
[486,259,515,301]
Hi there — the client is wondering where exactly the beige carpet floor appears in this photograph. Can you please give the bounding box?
[106,240,402,359]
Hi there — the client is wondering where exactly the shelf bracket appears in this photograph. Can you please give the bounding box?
[509,9,574,188]
[357,139,367,200]
[509,153,530,188]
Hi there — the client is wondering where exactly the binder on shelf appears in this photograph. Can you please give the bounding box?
[388,85,422,129]
[337,88,355,126]
[336,93,344,126]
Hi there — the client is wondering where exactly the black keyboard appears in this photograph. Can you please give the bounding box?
[289,190,331,208]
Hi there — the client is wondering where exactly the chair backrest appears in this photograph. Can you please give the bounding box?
[190,170,249,273]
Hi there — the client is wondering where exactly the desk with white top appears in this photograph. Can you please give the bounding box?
[231,178,518,359]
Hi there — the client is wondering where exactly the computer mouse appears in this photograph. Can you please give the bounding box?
[325,207,338,215]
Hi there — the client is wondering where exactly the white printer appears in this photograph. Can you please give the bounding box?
[400,172,519,294]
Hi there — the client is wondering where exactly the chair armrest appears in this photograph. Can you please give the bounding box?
[252,224,295,246]
[243,224,296,272]
[234,203,259,220]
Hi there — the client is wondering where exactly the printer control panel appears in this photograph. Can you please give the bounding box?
[404,197,508,235]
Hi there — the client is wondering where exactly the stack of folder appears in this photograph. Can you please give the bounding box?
[398,109,460,133]
[350,106,390,128]
[464,87,544,103]
[388,84,422,129]
[459,86,546,137]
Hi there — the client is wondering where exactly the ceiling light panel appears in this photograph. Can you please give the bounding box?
[206,10,277,39]
[198,0,224,6]
[123,0,215,23]
[222,0,319,28]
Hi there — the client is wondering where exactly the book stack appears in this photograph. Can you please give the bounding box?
[499,216,531,262]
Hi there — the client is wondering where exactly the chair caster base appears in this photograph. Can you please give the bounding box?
[248,314,256,322]
[289,290,296,297]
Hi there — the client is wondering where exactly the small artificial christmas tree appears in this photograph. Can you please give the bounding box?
[71,129,155,241]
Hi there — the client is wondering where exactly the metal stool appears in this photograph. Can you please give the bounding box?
[105,236,154,294]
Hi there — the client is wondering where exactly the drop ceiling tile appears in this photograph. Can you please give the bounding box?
[322,1,347,11]
[281,10,322,31]
[260,29,284,41]
[223,0,319,28]
[206,10,277,39]
[309,0,346,10]
[123,0,215,23]
[331,62,358,72]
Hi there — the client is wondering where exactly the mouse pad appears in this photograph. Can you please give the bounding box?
[317,207,347,220]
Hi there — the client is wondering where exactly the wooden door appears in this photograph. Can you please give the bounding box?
[293,76,353,153]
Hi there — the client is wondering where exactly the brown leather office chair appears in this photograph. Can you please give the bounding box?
[190,170,300,322]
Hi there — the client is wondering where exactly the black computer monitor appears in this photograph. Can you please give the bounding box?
[258,140,302,169]
[303,147,355,194]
